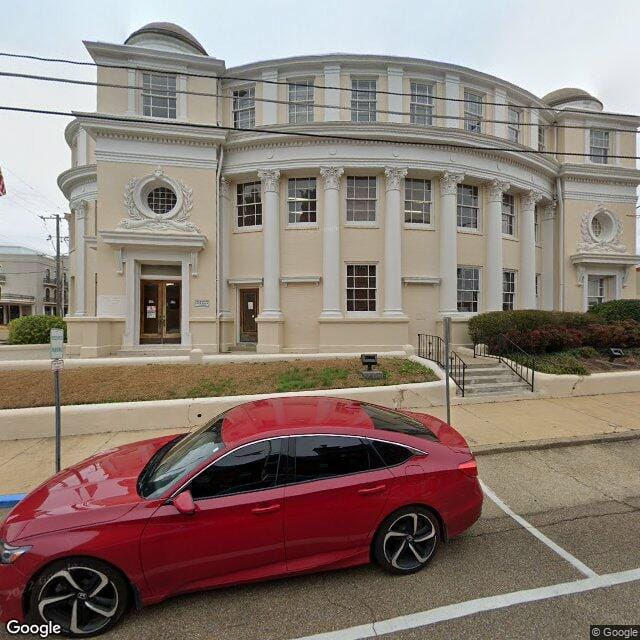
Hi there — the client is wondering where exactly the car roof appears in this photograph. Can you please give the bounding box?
[221,396,376,445]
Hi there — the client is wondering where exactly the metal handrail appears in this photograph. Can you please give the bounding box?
[473,334,535,391]
[417,333,467,397]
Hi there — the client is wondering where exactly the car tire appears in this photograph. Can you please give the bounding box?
[373,506,441,575]
[28,557,129,638]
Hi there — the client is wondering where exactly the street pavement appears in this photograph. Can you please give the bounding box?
[1,437,639,640]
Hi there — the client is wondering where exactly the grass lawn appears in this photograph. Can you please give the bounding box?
[510,347,640,376]
[0,357,437,410]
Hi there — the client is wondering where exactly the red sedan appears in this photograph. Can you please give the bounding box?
[0,397,482,637]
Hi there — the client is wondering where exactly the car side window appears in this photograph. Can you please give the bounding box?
[293,436,376,483]
[369,439,414,468]
[189,439,281,500]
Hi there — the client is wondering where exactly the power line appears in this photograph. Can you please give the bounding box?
[2,104,640,160]
[1,50,639,120]
[1,69,638,135]
[1,165,64,212]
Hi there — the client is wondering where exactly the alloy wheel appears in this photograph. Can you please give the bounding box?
[382,512,437,571]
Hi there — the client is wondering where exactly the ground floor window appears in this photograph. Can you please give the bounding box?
[503,270,516,310]
[457,266,479,312]
[587,276,606,309]
[346,264,377,312]
[535,274,541,309]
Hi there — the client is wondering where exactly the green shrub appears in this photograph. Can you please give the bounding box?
[589,299,640,323]
[8,315,66,345]
[468,310,596,344]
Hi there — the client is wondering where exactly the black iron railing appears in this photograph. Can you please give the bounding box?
[474,334,535,391]
[417,334,467,396]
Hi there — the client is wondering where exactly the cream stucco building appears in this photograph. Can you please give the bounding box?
[58,22,640,357]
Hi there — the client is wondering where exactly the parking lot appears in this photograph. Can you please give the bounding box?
[2,437,640,640]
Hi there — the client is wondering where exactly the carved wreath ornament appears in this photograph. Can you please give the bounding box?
[577,205,626,254]
[118,167,200,233]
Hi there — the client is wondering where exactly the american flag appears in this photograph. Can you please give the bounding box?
[0,168,6,196]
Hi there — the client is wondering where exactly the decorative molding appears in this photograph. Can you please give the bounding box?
[439,171,464,197]
[319,166,344,190]
[402,276,441,285]
[220,176,230,199]
[280,276,321,286]
[487,179,511,202]
[74,200,88,220]
[577,205,627,254]
[118,166,200,233]
[543,200,557,221]
[227,277,264,286]
[384,167,408,191]
[521,190,543,210]
[257,169,281,192]
[101,229,207,251]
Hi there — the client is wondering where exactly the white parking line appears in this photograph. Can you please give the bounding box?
[291,567,640,640]
[480,480,598,578]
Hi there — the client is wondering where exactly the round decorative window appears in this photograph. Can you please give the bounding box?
[590,210,615,243]
[147,186,177,215]
[591,216,602,238]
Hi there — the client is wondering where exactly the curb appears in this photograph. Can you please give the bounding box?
[0,493,27,508]
[472,429,640,457]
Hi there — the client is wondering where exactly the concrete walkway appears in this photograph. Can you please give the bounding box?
[1,392,639,495]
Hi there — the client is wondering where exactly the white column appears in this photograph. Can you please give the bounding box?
[219,177,232,316]
[444,74,460,128]
[181,257,192,346]
[257,169,282,317]
[319,167,344,317]
[520,190,542,309]
[261,70,278,125]
[77,128,88,166]
[541,200,557,310]
[324,65,341,121]
[73,200,87,316]
[493,88,508,139]
[439,172,464,314]
[122,255,135,346]
[387,67,403,123]
[486,180,510,311]
[384,167,407,315]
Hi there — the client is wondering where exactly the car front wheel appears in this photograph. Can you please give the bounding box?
[28,557,129,637]
[374,506,440,574]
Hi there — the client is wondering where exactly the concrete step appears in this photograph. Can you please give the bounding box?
[463,387,533,397]
[465,380,531,394]
[464,367,514,377]
[116,347,191,357]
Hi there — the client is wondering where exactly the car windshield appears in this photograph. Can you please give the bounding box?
[138,413,228,499]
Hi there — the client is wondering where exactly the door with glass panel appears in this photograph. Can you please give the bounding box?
[140,281,181,344]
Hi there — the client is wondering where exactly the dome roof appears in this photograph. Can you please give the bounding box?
[125,22,207,55]
[543,87,603,110]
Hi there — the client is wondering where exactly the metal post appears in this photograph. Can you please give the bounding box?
[54,368,61,472]
[443,316,451,426]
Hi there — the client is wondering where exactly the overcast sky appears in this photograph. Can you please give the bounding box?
[1,0,638,255]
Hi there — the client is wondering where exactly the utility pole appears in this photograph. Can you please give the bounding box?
[40,214,65,316]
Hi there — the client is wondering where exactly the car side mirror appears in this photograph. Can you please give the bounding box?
[172,490,196,515]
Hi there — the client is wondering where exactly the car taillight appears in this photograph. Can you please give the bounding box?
[458,459,478,477]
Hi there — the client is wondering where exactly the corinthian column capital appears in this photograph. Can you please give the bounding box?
[439,172,465,197]
[384,167,408,191]
[543,199,557,221]
[257,169,281,193]
[73,200,88,220]
[319,167,344,190]
[487,179,511,202]
[220,176,231,199]
[521,190,543,211]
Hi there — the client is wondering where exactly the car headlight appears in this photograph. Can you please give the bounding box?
[0,539,31,564]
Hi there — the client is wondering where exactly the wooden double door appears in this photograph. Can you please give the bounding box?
[140,280,181,344]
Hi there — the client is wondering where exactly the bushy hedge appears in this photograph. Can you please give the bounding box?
[589,299,640,323]
[468,310,596,345]
[8,315,66,345]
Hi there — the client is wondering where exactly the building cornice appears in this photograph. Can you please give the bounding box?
[57,164,97,200]
[559,163,640,186]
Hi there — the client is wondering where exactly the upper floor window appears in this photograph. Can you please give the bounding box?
[503,270,516,310]
[346,176,377,223]
[288,80,314,123]
[534,207,541,243]
[236,182,262,228]
[404,178,432,225]
[142,72,177,119]
[590,130,610,164]
[410,82,434,125]
[457,266,480,312]
[287,178,317,224]
[351,79,377,122]
[538,125,546,152]
[508,107,521,143]
[464,90,483,133]
[502,193,515,236]
[233,86,255,128]
[457,184,479,230]
[346,264,377,312]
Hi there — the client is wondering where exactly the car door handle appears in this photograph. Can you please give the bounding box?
[358,484,387,496]
[251,503,281,515]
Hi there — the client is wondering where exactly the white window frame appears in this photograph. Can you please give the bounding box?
[351,78,377,122]
[141,72,177,119]
[535,273,541,309]
[587,275,606,309]
[404,178,433,227]
[286,178,317,227]
[345,176,378,226]
[457,184,480,231]
[590,129,610,164]
[507,106,521,143]
[538,125,546,152]
[235,181,262,232]
[464,90,484,133]
[457,266,481,313]
[233,86,256,129]
[502,193,516,237]
[503,270,517,310]
[534,207,541,244]
[288,80,314,124]
[409,82,434,125]
[345,263,378,314]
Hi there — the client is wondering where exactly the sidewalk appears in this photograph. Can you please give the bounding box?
[1,392,639,495]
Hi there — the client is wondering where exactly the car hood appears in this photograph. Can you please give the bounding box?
[1,434,178,543]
